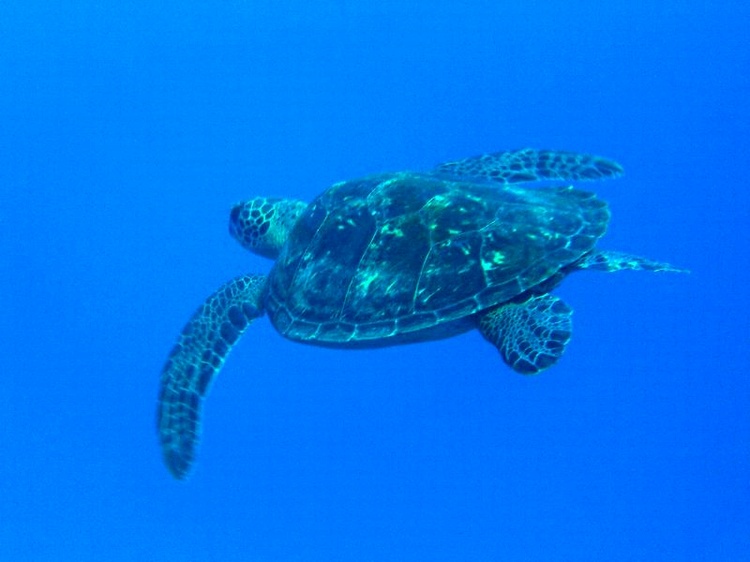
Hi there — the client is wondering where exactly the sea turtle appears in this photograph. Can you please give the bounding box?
[157,148,683,479]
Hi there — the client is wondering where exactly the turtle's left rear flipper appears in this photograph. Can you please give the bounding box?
[576,250,689,273]
[478,294,573,375]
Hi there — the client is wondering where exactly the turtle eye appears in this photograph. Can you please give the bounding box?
[230,204,241,223]
[229,205,242,236]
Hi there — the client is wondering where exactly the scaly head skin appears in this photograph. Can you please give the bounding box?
[229,198,307,259]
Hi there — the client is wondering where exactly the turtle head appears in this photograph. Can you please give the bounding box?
[230,197,307,259]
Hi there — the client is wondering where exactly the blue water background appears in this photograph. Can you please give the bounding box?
[1,1,748,559]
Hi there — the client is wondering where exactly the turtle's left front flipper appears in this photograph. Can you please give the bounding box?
[432,148,623,184]
[157,274,267,479]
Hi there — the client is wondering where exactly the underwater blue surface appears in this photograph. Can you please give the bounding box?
[1,1,748,559]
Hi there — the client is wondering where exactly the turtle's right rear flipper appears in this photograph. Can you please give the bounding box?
[432,149,624,185]
[157,274,267,479]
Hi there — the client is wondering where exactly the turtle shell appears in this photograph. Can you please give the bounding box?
[266,172,609,345]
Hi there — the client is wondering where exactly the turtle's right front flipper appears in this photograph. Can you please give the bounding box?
[157,274,267,479]
[433,148,624,184]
